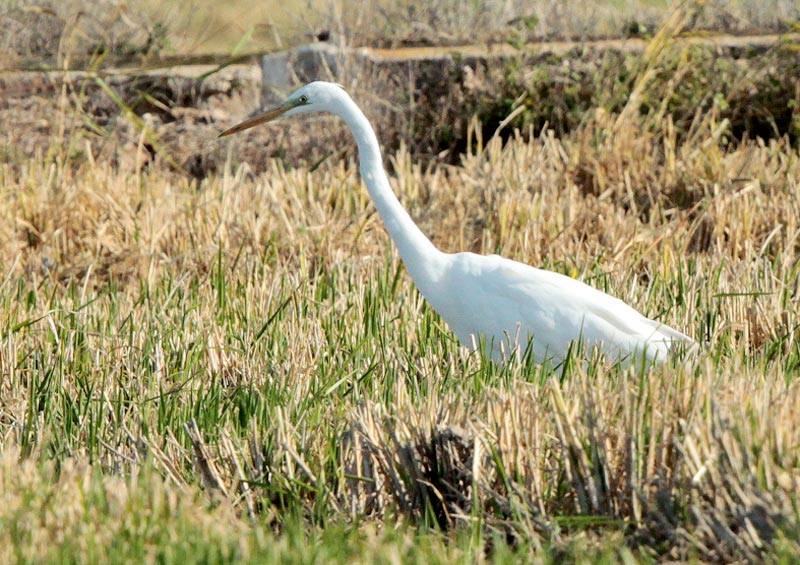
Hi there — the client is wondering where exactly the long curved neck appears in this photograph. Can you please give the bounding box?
[338,99,443,284]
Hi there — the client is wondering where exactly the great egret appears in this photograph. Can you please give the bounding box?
[220,81,694,365]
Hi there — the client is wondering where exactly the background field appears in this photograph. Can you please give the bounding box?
[1,1,800,563]
[2,0,800,66]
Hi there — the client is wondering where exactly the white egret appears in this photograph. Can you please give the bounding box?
[220,81,694,365]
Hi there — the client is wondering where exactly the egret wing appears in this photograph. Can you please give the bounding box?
[451,253,691,362]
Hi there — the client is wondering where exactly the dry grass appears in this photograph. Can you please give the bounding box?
[1,87,799,561]
[1,5,800,563]
[2,0,799,68]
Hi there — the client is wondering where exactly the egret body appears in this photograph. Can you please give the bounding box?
[220,81,693,365]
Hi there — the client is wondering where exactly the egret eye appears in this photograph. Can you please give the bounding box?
[298,95,309,104]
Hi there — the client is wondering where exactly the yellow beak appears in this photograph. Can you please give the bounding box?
[218,102,293,137]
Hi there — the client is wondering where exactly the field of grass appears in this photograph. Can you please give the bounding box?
[3,0,799,67]
[2,2,800,563]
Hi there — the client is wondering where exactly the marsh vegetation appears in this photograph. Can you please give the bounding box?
[1,1,799,562]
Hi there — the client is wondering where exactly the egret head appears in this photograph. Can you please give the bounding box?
[219,81,347,137]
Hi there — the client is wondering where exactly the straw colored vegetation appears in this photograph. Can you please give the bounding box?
[3,0,799,66]
[1,5,800,565]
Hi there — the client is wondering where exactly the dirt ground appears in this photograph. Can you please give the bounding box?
[1,64,265,177]
[2,32,798,182]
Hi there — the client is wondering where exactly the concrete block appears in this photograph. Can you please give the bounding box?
[261,43,344,105]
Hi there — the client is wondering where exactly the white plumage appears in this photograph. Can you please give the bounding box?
[220,81,694,366]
